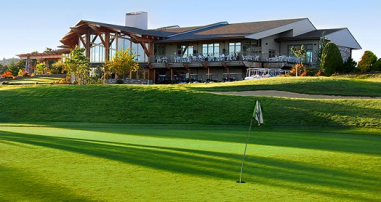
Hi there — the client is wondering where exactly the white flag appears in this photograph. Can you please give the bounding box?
[253,100,264,126]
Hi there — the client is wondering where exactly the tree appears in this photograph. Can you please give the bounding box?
[320,42,343,76]
[36,61,46,74]
[358,51,377,73]
[0,63,7,74]
[372,58,381,71]
[104,49,139,80]
[338,57,357,73]
[7,61,19,76]
[290,45,306,76]
[315,31,328,67]
[63,46,90,85]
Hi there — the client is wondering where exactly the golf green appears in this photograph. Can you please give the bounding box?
[1,123,380,201]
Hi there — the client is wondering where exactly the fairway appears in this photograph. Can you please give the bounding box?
[1,123,380,201]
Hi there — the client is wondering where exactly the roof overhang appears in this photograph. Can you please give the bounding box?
[17,49,70,60]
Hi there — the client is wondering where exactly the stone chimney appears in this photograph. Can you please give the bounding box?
[125,11,148,30]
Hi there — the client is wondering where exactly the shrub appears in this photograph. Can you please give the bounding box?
[315,71,326,76]
[116,79,124,84]
[73,80,78,85]
[1,71,15,79]
[289,64,304,76]
[372,58,381,71]
[338,57,357,73]
[2,81,9,85]
[358,51,377,73]
[300,70,314,77]
[320,42,343,76]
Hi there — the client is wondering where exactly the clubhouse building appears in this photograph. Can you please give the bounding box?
[20,12,362,83]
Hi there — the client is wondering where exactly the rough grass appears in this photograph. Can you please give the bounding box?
[0,84,380,128]
[189,77,381,97]
[0,123,380,202]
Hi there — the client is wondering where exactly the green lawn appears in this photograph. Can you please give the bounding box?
[1,77,380,201]
[0,123,380,201]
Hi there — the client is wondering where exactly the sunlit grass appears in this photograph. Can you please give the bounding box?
[0,123,380,201]
[6,76,62,84]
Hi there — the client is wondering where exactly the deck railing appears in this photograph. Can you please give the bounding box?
[150,54,300,64]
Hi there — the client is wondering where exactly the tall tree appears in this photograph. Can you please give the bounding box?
[7,61,19,76]
[315,31,328,68]
[63,46,90,84]
[104,49,139,80]
[320,42,343,76]
[291,45,306,76]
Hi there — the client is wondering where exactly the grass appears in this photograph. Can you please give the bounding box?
[0,84,380,128]
[189,77,381,97]
[0,123,380,201]
[1,77,380,201]
[5,76,62,84]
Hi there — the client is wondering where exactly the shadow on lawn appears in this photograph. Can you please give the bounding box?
[1,131,379,201]
[0,165,93,202]
[47,124,381,156]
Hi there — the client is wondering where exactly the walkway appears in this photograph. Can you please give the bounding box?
[211,90,381,99]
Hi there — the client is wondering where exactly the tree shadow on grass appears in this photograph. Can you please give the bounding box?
[45,123,381,156]
[0,165,94,202]
[1,131,380,201]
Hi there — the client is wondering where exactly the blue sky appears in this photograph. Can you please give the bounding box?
[0,0,379,61]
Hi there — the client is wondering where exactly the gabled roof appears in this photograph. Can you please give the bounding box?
[158,18,307,42]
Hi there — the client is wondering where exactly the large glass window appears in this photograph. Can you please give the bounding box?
[242,40,261,56]
[288,44,313,63]
[202,43,219,57]
[229,42,241,56]
[154,45,166,56]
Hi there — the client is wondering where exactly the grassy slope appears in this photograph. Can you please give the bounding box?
[189,77,381,97]
[0,124,380,201]
[0,84,380,128]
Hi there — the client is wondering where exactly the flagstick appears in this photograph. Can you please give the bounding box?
[239,117,254,183]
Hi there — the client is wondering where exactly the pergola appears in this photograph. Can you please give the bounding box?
[17,49,70,73]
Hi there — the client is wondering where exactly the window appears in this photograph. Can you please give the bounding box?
[242,40,261,56]
[154,45,166,56]
[229,42,241,55]
[288,44,313,63]
[269,49,276,58]
[202,43,219,57]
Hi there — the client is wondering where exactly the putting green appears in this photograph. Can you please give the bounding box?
[0,123,380,201]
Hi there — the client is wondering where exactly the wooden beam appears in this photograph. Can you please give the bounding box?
[105,30,110,61]
[139,42,150,57]
[88,25,107,47]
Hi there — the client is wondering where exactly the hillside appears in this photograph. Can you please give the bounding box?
[0,58,20,65]
[0,82,380,128]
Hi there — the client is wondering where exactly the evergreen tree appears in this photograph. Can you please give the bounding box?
[358,51,377,72]
[315,31,328,68]
[320,42,343,76]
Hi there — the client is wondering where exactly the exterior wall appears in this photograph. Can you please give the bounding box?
[326,29,361,49]
[338,46,351,61]
[261,34,280,58]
